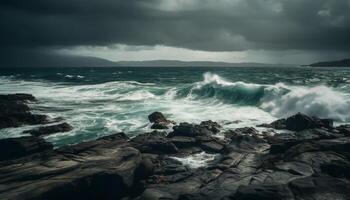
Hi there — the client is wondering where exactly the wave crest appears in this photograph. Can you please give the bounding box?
[174,72,350,121]
[177,72,288,105]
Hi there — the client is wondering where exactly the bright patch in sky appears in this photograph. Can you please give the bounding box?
[58,44,247,63]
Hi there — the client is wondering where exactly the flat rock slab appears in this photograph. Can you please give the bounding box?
[0,134,142,200]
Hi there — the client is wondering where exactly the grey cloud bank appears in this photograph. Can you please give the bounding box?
[1,0,350,66]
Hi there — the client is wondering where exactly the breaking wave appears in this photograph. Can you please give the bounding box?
[174,72,350,121]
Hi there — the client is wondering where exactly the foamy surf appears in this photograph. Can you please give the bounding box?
[171,152,217,168]
[1,67,350,146]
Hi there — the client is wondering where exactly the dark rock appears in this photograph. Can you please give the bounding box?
[1,111,350,200]
[318,118,333,129]
[320,159,350,178]
[136,154,157,179]
[148,112,174,130]
[274,161,314,176]
[56,132,129,154]
[23,122,73,136]
[258,118,286,129]
[233,184,294,200]
[0,101,30,115]
[200,120,221,133]
[0,135,142,200]
[0,93,36,102]
[148,112,168,123]
[131,131,178,154]
[151,122,169,130]
[289,176,350,199]
[139,188,174,200]
[337,124,350,136]
[0,136,53,161]
[262,113,334,131]
[0,94,49,129]
[227,132,267,152]
[269,140,299,154]
[170,136,196,148]
[285,113,334,131]
[200,140,225,153]
[0,113,48,129]
[225,127,259,139]
[285,113,319,131]
[295,128,337,140]
[168,122,213,138]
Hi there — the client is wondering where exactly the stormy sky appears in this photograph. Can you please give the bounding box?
[1,0,350,67]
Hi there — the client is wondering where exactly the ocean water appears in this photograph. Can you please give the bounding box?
[1,67,350,147]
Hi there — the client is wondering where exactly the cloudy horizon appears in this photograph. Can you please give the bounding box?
[1,0,350,67]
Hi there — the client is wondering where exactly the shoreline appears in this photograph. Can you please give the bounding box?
[1,93,350,199]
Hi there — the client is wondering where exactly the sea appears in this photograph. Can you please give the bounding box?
[1,66,350,147]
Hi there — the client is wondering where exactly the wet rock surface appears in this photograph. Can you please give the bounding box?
[0,136,53,161]
[148,112,174,130]
[0,93,48,129]
[1,95,350,200]
[23,122,73,136]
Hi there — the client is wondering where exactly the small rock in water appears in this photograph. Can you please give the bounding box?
[148,111,174,129]
[148,111,168,123]
[23,122,73,136]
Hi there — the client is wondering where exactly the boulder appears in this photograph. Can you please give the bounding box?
[262,113,334,132]
[23,122,73,136]
[285,113,320,131]
[0,136,53,161]
[148,112,174,130]
[168,122,213,138]
[148,112,168,123]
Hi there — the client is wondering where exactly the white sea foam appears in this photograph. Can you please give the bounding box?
[171,152,217,168]
[1,72,350,147]
[117,90,157,101]
[260,85,350,121]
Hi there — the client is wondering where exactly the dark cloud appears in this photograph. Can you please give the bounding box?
[0,0,350,66]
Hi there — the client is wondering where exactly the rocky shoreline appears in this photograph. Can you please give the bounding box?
[1,94,350,200]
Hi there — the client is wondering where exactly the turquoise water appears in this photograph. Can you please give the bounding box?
[1,67,350,147]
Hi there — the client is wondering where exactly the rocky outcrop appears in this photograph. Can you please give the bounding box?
[0,133,143,200]
[0,93,36,102]
[1,109,350,200]
[0,93,48,129]
[148,112,174,130]
[260,113,333,131]
[23,122,73,136]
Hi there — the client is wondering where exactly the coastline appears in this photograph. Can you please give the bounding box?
[1,93,350,199]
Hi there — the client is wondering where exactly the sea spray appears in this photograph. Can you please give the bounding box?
[1,67,350,147]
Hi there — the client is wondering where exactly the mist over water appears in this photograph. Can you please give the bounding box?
[1,67,350,147]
